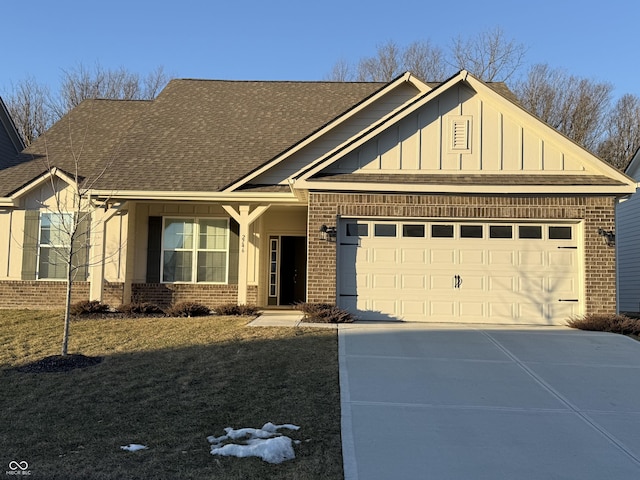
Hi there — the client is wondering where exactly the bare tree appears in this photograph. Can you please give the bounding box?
[3,63,170,145]
[514,63,613,150]
[402,41,452,82]
[597,94,640,170]
[450,27,527,82]
[327,28,525,83]
[52,62,170,118]
[4,77,53,146]
[356,41,404,82]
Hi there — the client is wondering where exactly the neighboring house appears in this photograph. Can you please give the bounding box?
[0,71,634,325]
[617,147,640,313]
[0,96,25,169]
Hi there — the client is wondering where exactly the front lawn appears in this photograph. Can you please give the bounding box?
[0,310,343,479]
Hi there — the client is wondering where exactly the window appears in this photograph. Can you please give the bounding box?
[490,225,512,239]
[431,224,454,238]
[403,224,425,238]
[162,218,229,283]
[38,213,72,279]
[374,224,397,237]
[549,226,572,240]
[519,225,542,239]
[346,223,369,237]
[460,225,483,238]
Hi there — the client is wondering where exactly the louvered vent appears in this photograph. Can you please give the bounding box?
[450,116,471,152]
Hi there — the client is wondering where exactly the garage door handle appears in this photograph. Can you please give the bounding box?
[454,275,462,289]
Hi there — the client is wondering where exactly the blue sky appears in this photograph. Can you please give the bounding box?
[1,0,638,101]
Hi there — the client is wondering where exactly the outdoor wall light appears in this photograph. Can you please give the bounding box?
[598,228,615,247]
[319,224,337,241]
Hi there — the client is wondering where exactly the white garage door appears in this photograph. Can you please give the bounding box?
[338,219,581,325]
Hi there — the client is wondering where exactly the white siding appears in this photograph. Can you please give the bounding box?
[323,84,592,176]
[252,83,420,185]
[617,191,640,312]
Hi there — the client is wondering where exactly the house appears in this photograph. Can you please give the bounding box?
[0,96,25,169]
[0,71,634,324]
[616,147,640,314]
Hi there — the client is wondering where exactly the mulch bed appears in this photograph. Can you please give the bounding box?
[15,354,103,373]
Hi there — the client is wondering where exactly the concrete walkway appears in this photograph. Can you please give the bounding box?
[247,310,338,328]
[338,323,640,480]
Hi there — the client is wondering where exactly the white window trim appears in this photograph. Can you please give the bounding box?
[36,212,73,280]
[160,216,230,284]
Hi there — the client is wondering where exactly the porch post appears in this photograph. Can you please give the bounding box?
[223,205,269,305]
[88,208,106,302]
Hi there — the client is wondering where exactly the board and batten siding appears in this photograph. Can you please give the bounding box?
[617,192,640,313]
[325,84,586,175]
[251,82,421,185]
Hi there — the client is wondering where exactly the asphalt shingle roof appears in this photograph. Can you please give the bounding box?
[0,79,384,197]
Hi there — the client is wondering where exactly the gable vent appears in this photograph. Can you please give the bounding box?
[450,116,472,152]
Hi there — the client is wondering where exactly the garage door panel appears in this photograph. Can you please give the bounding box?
[430,275,455,290]
[459,250,485,265]
[402,274,426,289]
[373,248,397,263]
[460,302,485,317]
[430,301,456,316]
[518,251,545,266]
[489,251,515,265]
[549,250,576,266]
[373,274,397,289]
[460,275,484,292]
[430,249,455,265]
[490,276,515,292]
[401,248,427,264]
[338,220,580,325]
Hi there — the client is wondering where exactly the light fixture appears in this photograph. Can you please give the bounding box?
[319,224,337,241]
[598,228,615,247]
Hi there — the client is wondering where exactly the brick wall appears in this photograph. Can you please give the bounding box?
[0,281,91,309]
[308,193,617,315]
[0,281,256,309]
[131,283,258,308]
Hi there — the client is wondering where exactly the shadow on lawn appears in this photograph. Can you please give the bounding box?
[1,328,342,480]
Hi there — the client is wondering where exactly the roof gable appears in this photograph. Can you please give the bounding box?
[293,71,634,194]
[0,97,25,169]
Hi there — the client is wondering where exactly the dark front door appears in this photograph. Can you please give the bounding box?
[279,236,306,305]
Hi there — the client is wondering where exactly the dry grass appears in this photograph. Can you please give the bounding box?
[0,310,343,479]
[566,313,640,336]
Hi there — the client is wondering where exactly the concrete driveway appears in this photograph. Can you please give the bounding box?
[339,323,640,480]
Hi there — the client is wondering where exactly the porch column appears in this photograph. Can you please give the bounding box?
[223,205,270,305]
[88,207,106,302]
[88,203,126,302]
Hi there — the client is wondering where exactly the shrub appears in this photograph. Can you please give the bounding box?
[117,302,164,315]
[70,300,111,316]
[213,303,260,316]
[566,313,640,336]
[164,302,211,317]
[296,303,355,323]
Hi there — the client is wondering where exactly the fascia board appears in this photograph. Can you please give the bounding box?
[463,74,635,187]
[222,72,424,193]
[8,167,78,201]
[295,178,637,195]
[295,71,468,183]
[87,189,301,203]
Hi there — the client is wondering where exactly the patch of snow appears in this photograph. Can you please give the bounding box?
[208,423,301,464]
[120,444,148,452]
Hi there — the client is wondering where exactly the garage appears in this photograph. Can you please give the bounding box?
[338,219,581,325]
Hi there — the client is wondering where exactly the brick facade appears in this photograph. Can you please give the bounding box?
[131,283,258,308]
[307,192,617,315]
[0,281,256,309]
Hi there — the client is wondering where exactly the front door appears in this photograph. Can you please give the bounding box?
[268,236,307,306]
[279,236,306,305]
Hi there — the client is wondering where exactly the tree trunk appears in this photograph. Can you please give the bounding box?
[61,259,73,356]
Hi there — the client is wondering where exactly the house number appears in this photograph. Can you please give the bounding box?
[241,234,246,253]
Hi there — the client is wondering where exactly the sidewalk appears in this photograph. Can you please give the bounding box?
[248,310,338,328]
